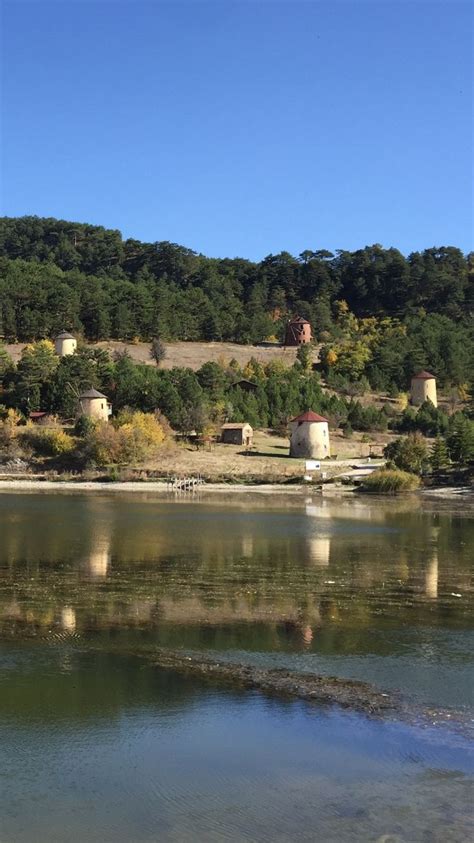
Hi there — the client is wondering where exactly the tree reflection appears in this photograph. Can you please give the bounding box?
[0,493,472,649]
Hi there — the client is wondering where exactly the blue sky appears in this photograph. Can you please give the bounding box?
[1,0,472,259]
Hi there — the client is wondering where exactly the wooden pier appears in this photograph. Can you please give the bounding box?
[167,474,205,492]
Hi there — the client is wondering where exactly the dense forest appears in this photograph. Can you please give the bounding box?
[0,216,473,392]
[2,342,473,471]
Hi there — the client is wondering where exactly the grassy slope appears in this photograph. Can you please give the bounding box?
[5,340,300,370]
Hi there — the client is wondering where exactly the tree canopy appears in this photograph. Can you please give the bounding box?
[0,216,472,393]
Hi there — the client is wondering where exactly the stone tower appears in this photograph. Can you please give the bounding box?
[411,371,437,407]
[54,331,77,357]
[289,410,330,459]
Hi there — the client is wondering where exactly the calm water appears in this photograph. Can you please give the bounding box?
[0,491,473,842]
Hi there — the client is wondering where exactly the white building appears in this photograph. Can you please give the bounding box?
[289,410,330,459]
[54,331,77,357]
[77,388,112,421]
[411,370,437,407]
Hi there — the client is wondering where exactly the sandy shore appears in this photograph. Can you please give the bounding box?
[0,478,308,495]
[0,478,471,500]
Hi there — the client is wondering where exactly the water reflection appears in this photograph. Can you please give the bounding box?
[0,491,473,707]
[0,491,472,842]
[60,606,76,632]
[307,534,331,566]
[425,550,439,599]
[0,492,473,636]
[83,511,112,580]
[305,496,422,522]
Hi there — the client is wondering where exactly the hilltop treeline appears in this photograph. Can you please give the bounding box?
[0,216,472,392]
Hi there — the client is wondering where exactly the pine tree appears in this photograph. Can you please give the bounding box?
[430,437,449,470]
[295,343,313,373]
[447,415,474,465]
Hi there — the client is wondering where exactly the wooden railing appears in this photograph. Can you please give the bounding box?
[166,474,205,491]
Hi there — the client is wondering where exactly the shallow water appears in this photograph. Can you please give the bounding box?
[0,491,473,841]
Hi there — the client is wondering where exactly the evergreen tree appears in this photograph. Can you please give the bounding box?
[446,415,474,464]
[295,343,313,373]
[430,437,450,470]
[14,340,59,412]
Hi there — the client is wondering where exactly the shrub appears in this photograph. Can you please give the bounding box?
[360,468,421,494]
[342,421,353,439]
[344,376,371,397]
[0,409,23,449]
[150,337,166,366]
[114,409,166,447]
[74,414,96,437]
[23,428,75,457]
[84,410,167,466]
[396,392,409,410]
[0,412,25,458]
[0,407,22,426]
[82,423,123,466]
[384,433,429,475]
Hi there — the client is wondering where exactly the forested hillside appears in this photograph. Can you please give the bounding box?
[0,216,472,392]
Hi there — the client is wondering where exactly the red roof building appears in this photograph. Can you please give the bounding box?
[412,370,435,380]
[289,409,331,458]
[290,411,328,424]
[285,316,312,346]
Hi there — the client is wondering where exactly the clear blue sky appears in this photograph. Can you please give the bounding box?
[1,0,472,259]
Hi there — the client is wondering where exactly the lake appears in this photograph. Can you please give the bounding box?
[0,490,473,842]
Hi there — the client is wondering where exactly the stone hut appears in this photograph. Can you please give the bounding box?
[289,410,330,459]
[221,422,253,447]
[410,371,437,407]
[77,388,112,421]
[285,316,312,346]
[54,331,77,357]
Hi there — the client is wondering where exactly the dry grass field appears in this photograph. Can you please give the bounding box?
[6,340,299,370]
[141,429,391,483]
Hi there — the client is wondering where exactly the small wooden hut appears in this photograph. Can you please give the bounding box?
[229,379,258,393]
[221,422,253,447]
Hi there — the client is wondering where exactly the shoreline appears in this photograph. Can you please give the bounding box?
[0,477,307,494]
[0,476,472,500]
